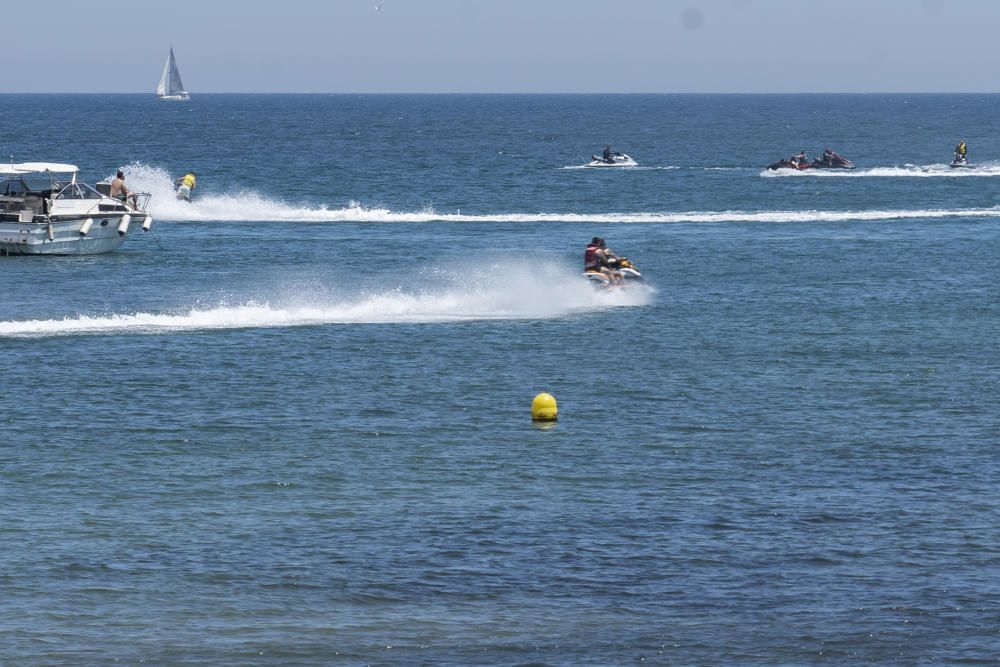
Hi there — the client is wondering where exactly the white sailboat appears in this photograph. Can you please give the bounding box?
[156,47,190,101]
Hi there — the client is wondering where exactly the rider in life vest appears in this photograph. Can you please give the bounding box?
[955,140,967,162]
[584,237,622,283]
[584,237,602,271]
[176,171,197,201]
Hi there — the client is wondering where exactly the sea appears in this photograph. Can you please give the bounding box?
[2,94,1000,665]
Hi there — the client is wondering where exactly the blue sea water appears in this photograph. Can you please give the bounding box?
[3,94,1000,665]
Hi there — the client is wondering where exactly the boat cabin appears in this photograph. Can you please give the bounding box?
[0,163,138,220]
[0,170,67,216]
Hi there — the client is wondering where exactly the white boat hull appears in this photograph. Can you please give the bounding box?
[158,93,190,101]
[585,153,638,168]
[0,216,140,256]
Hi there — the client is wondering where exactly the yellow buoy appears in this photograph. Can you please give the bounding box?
[531,392,558,421]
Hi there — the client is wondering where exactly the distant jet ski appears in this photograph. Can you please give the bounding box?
[812,150,855,169]
[767,158,813,171]
[951,141,971,168]
[586,152,637,167]
[767,150,855,171]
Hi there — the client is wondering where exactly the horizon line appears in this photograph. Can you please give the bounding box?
[3,91,1000,95]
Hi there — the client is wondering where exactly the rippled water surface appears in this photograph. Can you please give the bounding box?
[3,94,1000,665]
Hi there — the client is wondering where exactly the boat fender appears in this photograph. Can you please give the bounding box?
[79,217,94,236]
[47,221,54,241]
[142,215,153,232]
[118,214,131,236]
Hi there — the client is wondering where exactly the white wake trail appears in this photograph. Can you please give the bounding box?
[761,163,1000,178]
[0,263,652,338]
[120,163,1000,224]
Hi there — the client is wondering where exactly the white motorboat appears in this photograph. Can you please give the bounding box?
[0,162,152,256]
[157,47,190,101]
[585,152,638,168]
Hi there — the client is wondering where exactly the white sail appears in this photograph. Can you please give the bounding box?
[157,48,189,99]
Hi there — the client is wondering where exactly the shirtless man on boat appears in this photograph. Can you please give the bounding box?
[110,170,138,208]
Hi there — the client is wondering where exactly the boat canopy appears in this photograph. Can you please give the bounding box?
[1,162,79,174]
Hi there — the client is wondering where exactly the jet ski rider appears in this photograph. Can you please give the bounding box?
[602,145,613,162]
[584,237,622,283]
[790,150,808,167]
[175,171,196,201]
[955,139,967,163]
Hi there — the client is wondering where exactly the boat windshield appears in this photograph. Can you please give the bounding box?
[54,182,103,200]
[0,175,64,196]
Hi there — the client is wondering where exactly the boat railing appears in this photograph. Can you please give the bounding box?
[101,191,152,214]
[90,182,151,213]
[48,190,152,215]
[132,192,151,213]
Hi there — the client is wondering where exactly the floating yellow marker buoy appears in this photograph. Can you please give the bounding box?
[531,392,558,421]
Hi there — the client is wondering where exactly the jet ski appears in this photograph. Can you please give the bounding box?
[812,151,855,169]
[950,154,974,169]
[767,158,813,171]
[586,152,638,168]
[583,256,644,288]
[767,150,855,171]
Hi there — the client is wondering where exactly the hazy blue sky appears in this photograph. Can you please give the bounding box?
[7,0,997,93]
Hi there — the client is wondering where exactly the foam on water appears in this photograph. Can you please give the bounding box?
[0,262,651,338]
[122,163,357,223]
[613,207,1000,223]
[559,165,679,171]
[122,163,1000,225]
[760,163,1000,178]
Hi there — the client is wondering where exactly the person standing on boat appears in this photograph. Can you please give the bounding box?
[175,171,196,201]
[110,170,137,208]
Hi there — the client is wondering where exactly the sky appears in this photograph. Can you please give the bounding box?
[6,0,999,93]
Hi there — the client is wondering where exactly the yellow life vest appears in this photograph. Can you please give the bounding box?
[181,173,196,189]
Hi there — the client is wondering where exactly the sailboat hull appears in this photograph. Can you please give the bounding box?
[158,93,190,101]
